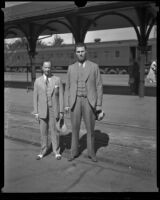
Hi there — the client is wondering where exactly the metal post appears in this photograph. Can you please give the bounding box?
[138,46,146,98]
[27,65,28,83]
[29,52,36,89]
[31,56,36,88]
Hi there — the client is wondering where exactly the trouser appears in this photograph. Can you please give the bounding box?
[70,96,96,157]
[39,106,60,155]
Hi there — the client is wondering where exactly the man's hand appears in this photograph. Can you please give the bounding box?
[35,114,40,121]
[96,105,102,111]
[59,112,64,119]
[65,107,70,114]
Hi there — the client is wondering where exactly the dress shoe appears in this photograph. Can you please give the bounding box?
[36,154,44,160]
[68,154,79,161]
[88,155,98,162]
[55,154,62,160]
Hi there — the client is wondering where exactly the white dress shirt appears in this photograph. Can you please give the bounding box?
[43,74,51,83]
[78,61,86,68]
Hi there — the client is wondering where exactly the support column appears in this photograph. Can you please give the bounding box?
[137,46,146,98]
[26,23,39,88]
[27,36,37,87]
[66,15,92,43]
[28,51,36,87]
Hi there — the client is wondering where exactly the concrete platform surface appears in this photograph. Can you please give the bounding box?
[4,72,157,87]
[5,88,156,129]
[4,114,157,177]
[2,139,158,192]
[4,87,157,180]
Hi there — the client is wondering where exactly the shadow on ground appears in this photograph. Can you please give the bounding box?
[58,130,109,156]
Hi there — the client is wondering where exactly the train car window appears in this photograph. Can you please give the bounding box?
[57,53,63,57]
[70,53,74,59]
[88,52,92,58]
[130,46,136,60]
[115,50,120,58]
[93,52,97,58]
[104,51,110,59]
[88,52,97,58]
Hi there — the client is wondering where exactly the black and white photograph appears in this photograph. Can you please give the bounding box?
[3,1,158,193]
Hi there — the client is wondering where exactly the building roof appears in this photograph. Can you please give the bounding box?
[4,1,157,39]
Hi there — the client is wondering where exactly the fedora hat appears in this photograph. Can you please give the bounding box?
[56,117,68,135]
[95,109,105,121]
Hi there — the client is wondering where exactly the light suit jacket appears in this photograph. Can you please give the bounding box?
[65,60,103,109]
[33,75,64,118]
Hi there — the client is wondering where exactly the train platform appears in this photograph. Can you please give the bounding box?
[4,87,157,185]
[4,72,157,96]
[2,138,157,192]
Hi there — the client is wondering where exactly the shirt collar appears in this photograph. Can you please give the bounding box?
[43,74,51,81]
[78,61,86,68]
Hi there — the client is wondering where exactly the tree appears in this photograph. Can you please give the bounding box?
[36,39,48,48]
[4,41,9,51]
[52,34,64,46]
[6,38,28,51]
[94,38,101,43]
[7,39,22,50]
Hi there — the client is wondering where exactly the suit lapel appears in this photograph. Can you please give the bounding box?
[49,76,56,94]
[39,76,46,90]
[39,75,56,95]
[73,62,79,81]
[83,60,91,82]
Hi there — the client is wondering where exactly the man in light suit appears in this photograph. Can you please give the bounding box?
[65,43,103,162]
[33,61,64,160]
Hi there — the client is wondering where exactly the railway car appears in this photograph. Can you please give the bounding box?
[4,38,156,74]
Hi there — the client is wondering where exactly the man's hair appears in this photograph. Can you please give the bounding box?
[42,61,52,67]
[74,42,87,51]
[41,61,52,74]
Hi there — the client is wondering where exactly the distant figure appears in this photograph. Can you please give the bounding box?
[128,59,140,95]
[32,61,64,160]
[146,61,157,83]
[65,43,103,162]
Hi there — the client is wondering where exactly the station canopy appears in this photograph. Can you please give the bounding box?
[4,1,157,39]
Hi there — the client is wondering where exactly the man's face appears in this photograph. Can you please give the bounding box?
[75,46,87,63]
[42,62,51,76]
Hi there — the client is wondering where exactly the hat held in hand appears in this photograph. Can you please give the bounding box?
[95,109,105,121]
[56,117,68,135]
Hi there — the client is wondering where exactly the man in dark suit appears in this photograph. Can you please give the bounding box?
[65,43,103,162]
[33,61,64,160]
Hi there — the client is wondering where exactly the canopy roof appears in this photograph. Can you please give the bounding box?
[4,1,157,39]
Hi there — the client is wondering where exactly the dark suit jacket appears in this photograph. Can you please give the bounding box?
[65,60,103,109]
[33,75,64,118]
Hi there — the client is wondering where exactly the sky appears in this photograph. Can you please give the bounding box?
[5,2,156,45]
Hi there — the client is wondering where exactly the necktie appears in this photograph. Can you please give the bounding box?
[46,77,49,86]
[46,77,52,107]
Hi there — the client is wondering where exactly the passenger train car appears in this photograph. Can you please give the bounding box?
[4,38,156,74]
